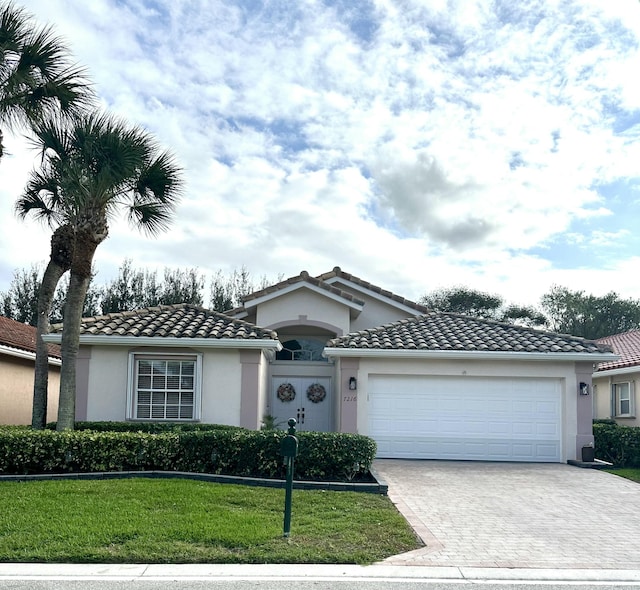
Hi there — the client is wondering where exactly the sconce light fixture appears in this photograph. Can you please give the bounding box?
[349,377,357,390]
[579,382,590,396]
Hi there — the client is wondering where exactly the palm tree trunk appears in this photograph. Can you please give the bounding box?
[32,261,66,428]
[32,224,75,429]
[56,227,98,431]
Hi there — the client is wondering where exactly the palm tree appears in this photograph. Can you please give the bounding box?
[17,111,183,430]
[0,1,93,159]
[4,0,93,428]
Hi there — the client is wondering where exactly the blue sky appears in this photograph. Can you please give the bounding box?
[1,0,639,308]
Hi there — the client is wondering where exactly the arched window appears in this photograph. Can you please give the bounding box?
[275,338,328,362]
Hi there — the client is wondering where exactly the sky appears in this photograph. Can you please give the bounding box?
[1,0,639,309]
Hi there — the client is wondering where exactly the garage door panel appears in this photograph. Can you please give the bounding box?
[369,376,562,462]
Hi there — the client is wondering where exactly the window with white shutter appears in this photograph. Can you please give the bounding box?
[127,354,201,420]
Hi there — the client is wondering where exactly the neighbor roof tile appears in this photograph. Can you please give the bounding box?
[595,330,640,371]
[0,315,61,358]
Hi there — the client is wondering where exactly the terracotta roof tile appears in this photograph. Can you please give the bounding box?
[50,304,278,341]
[327,311,612,355]
[595,330,640,371]
[0,315,61,358]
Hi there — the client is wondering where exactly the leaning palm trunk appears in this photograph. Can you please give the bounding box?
[56,228,100,431]
[32,224,75,428]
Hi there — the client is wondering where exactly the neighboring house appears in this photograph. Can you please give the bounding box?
[0,315,61,425]
[43,267,616,463]
[593,330,640,427]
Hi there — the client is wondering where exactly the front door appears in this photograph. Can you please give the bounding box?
[271,376,331,432]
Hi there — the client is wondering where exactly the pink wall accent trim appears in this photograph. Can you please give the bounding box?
[266,318,343,336]
[575,361,595,459]
[239,349,262,429]
[339,358,359,433]
[75,346,91,421]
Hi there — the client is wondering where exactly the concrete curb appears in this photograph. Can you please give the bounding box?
[1,563,640,582]
[0,469,388,494]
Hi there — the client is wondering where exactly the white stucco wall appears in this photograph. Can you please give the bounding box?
[256,289,351,335]
[84,346,244,426]
[350,357,581,462]
[328,280,421,331]
[200,350,242,425]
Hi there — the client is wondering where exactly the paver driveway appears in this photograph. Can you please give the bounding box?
[374,460,640,569]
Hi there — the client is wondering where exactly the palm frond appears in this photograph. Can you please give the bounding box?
[0,1,94,132]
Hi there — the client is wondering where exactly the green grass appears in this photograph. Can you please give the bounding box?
[0,478,420,564]
[604,468,640,483]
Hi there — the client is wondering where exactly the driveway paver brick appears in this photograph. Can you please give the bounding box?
[375,459,640,569]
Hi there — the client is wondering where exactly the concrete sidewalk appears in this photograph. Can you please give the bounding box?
[1,563,640,583]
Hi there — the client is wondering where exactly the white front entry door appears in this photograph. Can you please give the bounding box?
[368,375,562,462]
[271,376,331,432]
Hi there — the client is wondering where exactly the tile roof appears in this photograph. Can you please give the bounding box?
[229,270,366,313]
[326,311,613,355]
[595,330,640,371]
[0,315,61,359]
[229,267,428,316]
[317,266,430,314]
[49,304,278,341]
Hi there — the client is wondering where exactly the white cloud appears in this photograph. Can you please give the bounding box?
[1,0,640,314]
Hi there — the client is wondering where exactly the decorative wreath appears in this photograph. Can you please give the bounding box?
[306,383,327,403]
[277,382,296,402]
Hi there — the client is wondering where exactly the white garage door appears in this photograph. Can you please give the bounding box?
[368,375,562,462]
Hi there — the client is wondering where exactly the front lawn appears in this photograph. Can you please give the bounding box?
[604,468,640,483]
[0,478,420,564]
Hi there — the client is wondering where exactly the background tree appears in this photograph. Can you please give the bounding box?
[209,266,283,311]
[0,261,281,322]
[420,286,548,328]
[0,264,40,324]
[0,1,93,159]
[0,262,100,326]
[159,267,204,307]
[22,111,183,430]
[99,259,204,313]
[540,285,640,339]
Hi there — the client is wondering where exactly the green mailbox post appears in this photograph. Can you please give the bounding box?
[280,418,298,538]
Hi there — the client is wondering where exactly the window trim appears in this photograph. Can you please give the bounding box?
[127,352,203,421]
[612,381,635,418]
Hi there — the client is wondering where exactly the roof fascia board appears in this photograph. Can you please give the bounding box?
[42,335,282,351]
[323,347,619,363]
[323,276,423,315]
[245,282,364,312]
[0,344,61,366]
[594,365,640,378]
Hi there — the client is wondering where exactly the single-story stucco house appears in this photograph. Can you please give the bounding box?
[0,315,61,425]
[43,267,616,463]
[593,329,640,427]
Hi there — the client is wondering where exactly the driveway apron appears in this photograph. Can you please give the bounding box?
[374,459,640,569]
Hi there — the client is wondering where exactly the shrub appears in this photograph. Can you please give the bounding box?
[44,421,242,433]
[0,424,376,481]
[594,422,640,467]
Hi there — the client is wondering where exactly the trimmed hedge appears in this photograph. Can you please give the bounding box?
[45,421,243,433]
[0,425,376,482]
[594,422,640,467]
